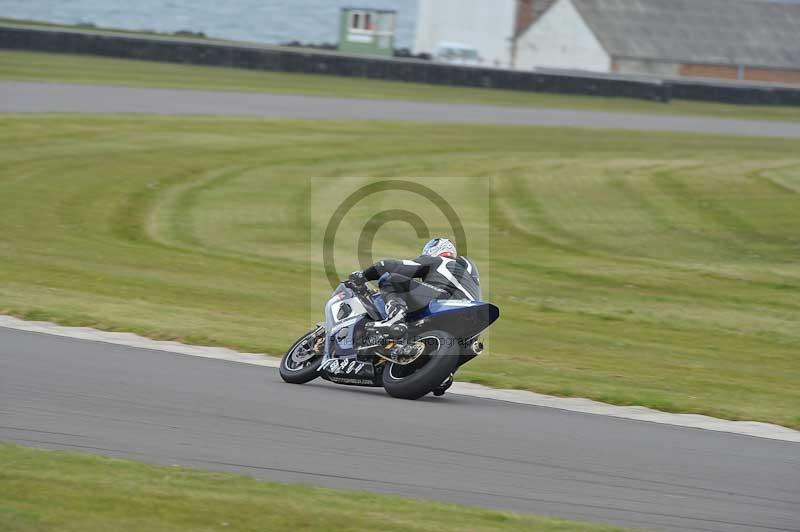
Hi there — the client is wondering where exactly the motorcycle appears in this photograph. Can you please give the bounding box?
[279,273,500,399]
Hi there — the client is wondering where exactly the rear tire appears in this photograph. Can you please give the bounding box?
[279,328,324,384]
[382,330,459,400]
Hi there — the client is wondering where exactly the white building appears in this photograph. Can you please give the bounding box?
[514,0,800,84]
[514,0,609,72]
[414,0,518,68]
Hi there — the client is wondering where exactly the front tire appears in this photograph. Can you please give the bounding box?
[382,330,460,400]
[280,328,324,384]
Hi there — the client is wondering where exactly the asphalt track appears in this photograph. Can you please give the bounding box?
[2,328,799,532]
[3,80,800,138]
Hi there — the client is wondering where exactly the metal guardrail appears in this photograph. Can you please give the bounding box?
[1,23,798,106]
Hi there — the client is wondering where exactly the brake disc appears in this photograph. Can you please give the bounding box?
[292,334,324,363]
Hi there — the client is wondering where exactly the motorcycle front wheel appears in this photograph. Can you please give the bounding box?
[279,327,324,384]
[382,330,460,400]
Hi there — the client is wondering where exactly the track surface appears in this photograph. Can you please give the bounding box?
[2,328,798,532]
[2,81,800,138]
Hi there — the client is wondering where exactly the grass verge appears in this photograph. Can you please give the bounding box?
[1,49,799,122]
[0,116,798,428]
[0,444,627,532]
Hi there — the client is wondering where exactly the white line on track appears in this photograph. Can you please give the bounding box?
[2,314,798,443]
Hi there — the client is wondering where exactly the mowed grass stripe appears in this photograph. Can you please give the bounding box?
[0,115,798,428]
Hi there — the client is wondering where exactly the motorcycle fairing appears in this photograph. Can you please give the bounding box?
[318,356,382,386]
[320,283,498,376]
[410,300,500,343]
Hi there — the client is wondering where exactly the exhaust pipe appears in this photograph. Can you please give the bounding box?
[471,339,484,355]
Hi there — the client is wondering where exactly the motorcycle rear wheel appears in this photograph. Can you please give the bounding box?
[279,327,324,384]
[382,330,460,400]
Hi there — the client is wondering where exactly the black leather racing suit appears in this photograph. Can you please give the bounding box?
[363,255,481,314]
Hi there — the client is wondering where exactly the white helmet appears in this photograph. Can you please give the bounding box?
[422,237,457,258]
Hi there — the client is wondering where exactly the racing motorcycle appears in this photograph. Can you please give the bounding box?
[279,274,500,399]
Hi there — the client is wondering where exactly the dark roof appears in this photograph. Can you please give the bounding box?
[570,0,800,69]
[515,0,560,37]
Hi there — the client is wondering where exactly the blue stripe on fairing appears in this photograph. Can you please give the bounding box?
[411,299,488,319]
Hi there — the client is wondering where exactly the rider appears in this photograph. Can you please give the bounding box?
[351,237,481,336]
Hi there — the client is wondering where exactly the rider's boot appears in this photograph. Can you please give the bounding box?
[367,296,407,334]
[366,297,418,358]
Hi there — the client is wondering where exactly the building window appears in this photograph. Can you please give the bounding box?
[350,11,374,33]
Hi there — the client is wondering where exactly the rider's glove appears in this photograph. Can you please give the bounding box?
[349,270,367,286]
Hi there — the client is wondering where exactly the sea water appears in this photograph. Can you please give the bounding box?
[0,0,418,49]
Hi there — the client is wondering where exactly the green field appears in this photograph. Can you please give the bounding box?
[0,444,626,532]
[2,50,800,123]
[0,115,798,428]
